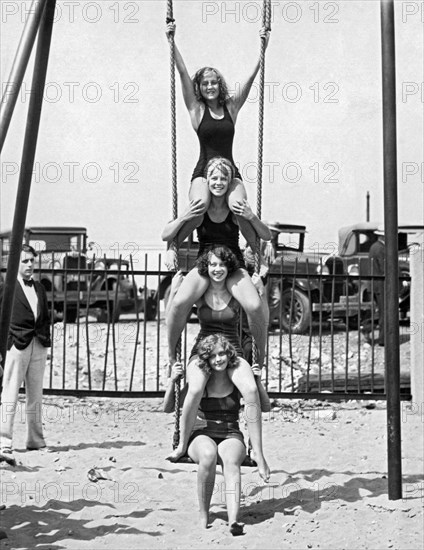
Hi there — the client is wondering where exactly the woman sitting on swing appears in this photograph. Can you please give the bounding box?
[165,20,270,251]
[164,333,269,535]
[162,157,271,369]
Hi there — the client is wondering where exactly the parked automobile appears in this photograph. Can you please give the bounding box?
[336,222,424,320]
[157,223,362,334]
[0,227,156,322]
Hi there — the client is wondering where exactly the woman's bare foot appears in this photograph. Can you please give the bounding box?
[230,522,244,536]
[199,511,209,529]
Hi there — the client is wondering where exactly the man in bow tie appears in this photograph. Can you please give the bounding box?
[0,244,51,464]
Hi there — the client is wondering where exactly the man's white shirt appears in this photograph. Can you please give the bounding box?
[18,276,38,319]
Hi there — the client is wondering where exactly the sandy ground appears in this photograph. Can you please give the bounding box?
[0,395,423,550]
[0,314,420,549]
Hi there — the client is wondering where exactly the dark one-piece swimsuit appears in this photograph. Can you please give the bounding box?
[196,211,246,268]
[191,103,242,181]
[188,385,245,447]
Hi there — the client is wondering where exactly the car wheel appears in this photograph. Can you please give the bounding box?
[144,294,157,321]
[280,288,311,334]
[65,307,78,323]
[97,302,121,323]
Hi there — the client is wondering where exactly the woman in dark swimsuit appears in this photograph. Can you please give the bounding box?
[164,334,266,536]
[165,21,270,249]
[162,157,271,370]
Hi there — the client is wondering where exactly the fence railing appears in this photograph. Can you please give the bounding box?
[2,259,412,400]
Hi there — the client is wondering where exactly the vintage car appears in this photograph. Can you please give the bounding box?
[337,222,424,320]
[0,227,156,323]
[157,223,362,333]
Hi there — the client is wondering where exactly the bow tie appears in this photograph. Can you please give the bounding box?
[23,279,34,287]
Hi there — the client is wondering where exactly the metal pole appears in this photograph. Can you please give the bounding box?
[0,0,56,369]
[380,0,402,500]
[0,0,48,152]
[366,191,370,221]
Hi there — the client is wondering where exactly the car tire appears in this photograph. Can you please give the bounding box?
[65,307,78,323]
[144,294,157,321]
[97,302,121,323]
[280,288,311,334]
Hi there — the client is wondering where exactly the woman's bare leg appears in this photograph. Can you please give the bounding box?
[189,176,210,215]
[226,269,269,366]
[227,358,270,482]
[218,439,246,529]
[167,269,209,363]
[227,178,257,250]
[188,435,218,529]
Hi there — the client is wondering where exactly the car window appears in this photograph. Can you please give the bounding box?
[358,232,377,254]
[29,233,83,253]
[343,233,356,255]
[276,233,301,252]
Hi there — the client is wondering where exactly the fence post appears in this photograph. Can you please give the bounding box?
[410,244,424,403]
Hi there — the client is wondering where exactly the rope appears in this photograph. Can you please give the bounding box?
[167,0,182,449]
[168,0,271,447]
[252,0,271,365]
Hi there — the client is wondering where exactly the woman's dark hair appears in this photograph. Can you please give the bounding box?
[197,334,239,375]
[192,67,229,106]
[204,156,234,182]
[196,246,239,277]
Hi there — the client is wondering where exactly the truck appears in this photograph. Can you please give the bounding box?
[0,227,157,322]
[336,222,424,321]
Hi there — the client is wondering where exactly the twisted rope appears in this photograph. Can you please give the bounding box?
[167,0,182,449]
[252,0,271,365]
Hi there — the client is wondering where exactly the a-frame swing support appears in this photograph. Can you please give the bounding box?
[0,0,402,499]
[0,0,56,370]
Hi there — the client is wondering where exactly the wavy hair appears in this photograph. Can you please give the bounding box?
[197,334,239,375]
[204,156,234,182]
[196,245,239,277]
[192,67,229,106]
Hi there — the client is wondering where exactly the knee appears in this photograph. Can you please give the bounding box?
[170,292,193,315]
[244,296,263,317]
[199,448,218,467]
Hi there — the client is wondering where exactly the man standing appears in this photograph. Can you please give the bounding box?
[0,245,51,464]
[366,228,386,346]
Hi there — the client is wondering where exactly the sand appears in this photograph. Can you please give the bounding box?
[0,395,422,550]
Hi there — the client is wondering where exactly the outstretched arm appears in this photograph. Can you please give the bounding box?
[166,22,202,125]
[228,27,270,120]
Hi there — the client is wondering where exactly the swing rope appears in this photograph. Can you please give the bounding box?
[251,0,272,365]
[167,0,182,450]
[168,0,271,459]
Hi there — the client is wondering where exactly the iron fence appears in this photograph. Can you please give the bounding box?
[2,256,412,401]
